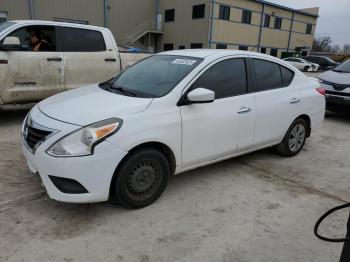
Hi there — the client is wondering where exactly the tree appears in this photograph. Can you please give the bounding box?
[313,36,332,52]
[343,44,350,55]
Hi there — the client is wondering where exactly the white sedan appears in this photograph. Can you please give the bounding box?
[21,50,325,208]
[283,57,319,72]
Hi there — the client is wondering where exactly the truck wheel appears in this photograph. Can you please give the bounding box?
[110,148,170,209]
[275,118,308,157]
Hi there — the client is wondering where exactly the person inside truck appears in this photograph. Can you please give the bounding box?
[30,31,52,51]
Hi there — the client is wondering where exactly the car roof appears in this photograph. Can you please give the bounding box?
[9,20,106,31]
[158,49,279,60]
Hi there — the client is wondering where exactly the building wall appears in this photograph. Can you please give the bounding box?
[159,0,210,50]
[0,0,31,20]
[210,0,318,57]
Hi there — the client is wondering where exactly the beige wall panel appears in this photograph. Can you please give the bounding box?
[0,0,30,20]
[264,6,293,20]
[161,0,210,49]
[212,20,260,46]
[293,21,315,35]
[108,0,156,38]
[34,0,104,26]
[289,33,314,50]
[294,13,317,24]
[260,28,289,49]
[218,0,262,13]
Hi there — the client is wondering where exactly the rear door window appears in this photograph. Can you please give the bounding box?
[63,27,106,52]
[191,58,247,99]
[252,59,294,91]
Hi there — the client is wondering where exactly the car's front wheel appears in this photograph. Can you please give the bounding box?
[110,148,170,209]
[275,118,308,157]
[304,65,311,72]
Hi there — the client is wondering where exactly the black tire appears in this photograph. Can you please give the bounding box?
[275,118,308,157]
[304,66,310,72]
[110,148,170,209]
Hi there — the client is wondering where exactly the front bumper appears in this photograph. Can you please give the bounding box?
[21,106,128,203]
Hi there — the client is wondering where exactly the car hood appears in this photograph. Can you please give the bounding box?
[319,70,350,85]
[38,84,153,126]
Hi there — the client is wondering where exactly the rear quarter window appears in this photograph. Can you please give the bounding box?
[63,27,106,52]
[280,66,294,87]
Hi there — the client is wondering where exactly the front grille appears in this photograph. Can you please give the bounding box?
[326,90,350,97]
[23,120,53,152]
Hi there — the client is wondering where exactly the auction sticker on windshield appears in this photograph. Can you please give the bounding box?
[171,59,197,66]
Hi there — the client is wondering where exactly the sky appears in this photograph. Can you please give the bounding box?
[267,0,350,46]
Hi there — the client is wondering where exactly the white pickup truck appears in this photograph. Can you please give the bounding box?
[0,20,149,109]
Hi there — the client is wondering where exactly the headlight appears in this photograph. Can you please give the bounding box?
[46,118,122,157]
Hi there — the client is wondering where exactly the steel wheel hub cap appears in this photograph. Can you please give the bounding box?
[288,124,305,152]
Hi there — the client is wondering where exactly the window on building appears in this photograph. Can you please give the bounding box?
[241,10,252,24]
[219,5,230,21]
[306,24,312,34]
[64,27,106,52]
[260,47,266,54]
[164,9,175,22]
[53,18,88,24]
[6,25,57,52]
[163,43,174,51]
[191,59,247,99]
[264,14,270,27]
[239,45,248,51]
[274,17,282,29]
[192,4,205,19]
[253,59,282,91]
[270,48,278,57]
[0,11,8,23]
[179,45,186,49]
[191,43,203,49]
[216,44,227,49]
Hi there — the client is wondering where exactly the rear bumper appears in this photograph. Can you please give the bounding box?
[326,94,350,112]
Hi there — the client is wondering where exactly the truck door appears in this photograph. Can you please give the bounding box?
[62,27,119,90]
[0,25,64,104]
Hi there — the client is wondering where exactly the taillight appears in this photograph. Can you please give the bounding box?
[316,87,326,96]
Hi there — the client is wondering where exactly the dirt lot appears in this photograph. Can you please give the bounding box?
[0,108,349,262]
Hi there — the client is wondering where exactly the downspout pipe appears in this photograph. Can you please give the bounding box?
[104,0,109,28]
[208,0,215,48]
[287,11,295,52]
[257,3,265,51]
[28,0,35,20]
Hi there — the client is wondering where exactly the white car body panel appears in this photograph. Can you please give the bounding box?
[20,50,325,203]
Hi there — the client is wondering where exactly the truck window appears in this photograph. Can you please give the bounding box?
[63,27,106,52]
[3,25,56,52]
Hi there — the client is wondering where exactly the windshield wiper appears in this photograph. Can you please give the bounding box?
[111,85,137,97]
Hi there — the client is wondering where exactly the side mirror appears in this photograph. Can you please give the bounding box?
[0,36,25,51]
[186,88,215,104]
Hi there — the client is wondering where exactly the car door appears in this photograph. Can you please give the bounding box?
[180,57,256,168]
[62,26,119,90]
[0,25,64,104]
[250,58,301,147]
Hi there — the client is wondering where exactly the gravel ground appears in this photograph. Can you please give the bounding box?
[0,107,349,262]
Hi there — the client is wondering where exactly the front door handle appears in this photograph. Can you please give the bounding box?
[290,98,301,104]
[237,107,251,114]
[47,57,62,62]
[105,58,117,62]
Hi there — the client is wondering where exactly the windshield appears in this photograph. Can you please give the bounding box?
[104,55,202,98]
[333,59,350,73]
[0,22,15,34]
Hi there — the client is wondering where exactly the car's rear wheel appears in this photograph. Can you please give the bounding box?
[275,118,308,157]
[110,148,170,209]
[304,65,311,72]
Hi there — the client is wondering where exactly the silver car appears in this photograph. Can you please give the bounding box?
[318,59,350,113]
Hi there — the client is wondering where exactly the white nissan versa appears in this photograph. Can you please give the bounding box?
[21,50,325,208]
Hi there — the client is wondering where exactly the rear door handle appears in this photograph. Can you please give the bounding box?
[47,57,62,62]
[290,98,301,104]
[237,107,251,114]
[105,58,117,62]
